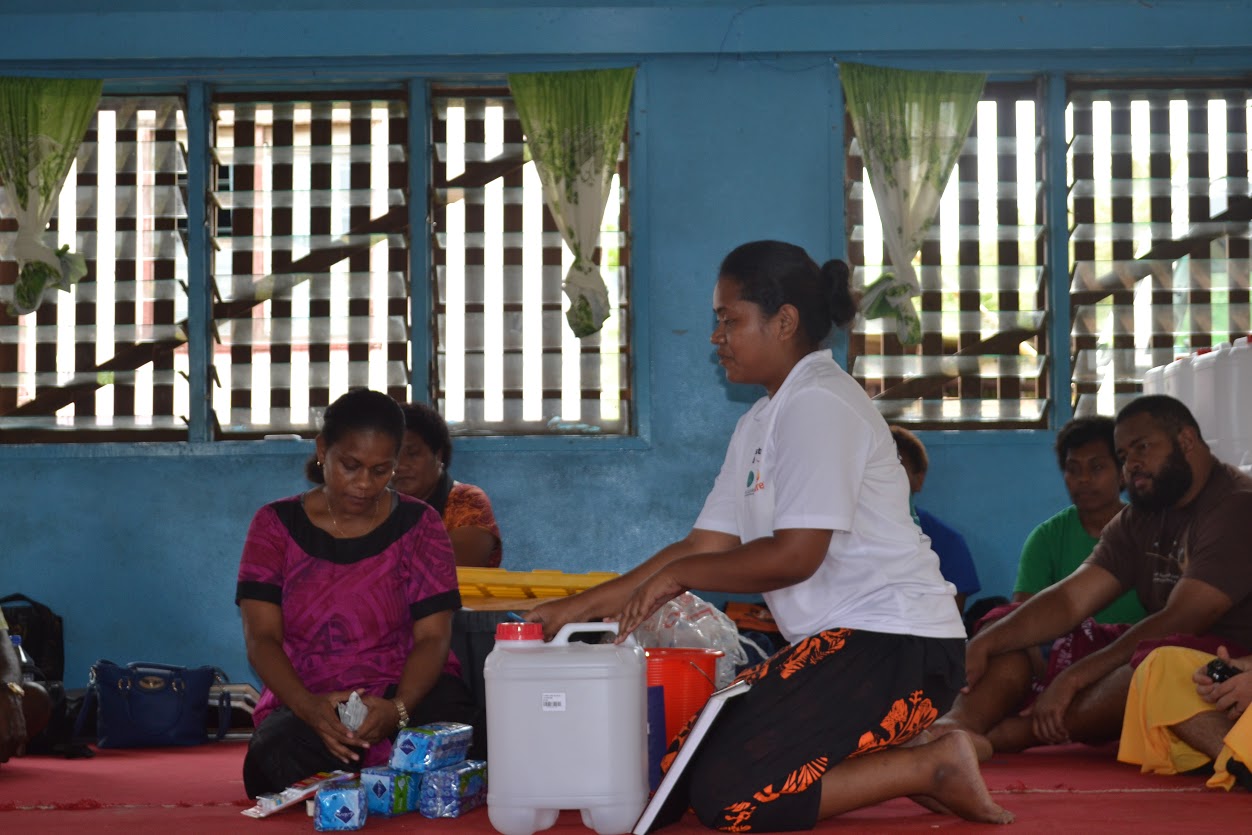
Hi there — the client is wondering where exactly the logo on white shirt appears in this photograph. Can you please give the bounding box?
[745,449,765,496]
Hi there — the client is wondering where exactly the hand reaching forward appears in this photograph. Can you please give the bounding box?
[615,570,684,642]
[527,595,589,642]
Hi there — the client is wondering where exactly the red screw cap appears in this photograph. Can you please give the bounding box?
[496,622,544,641]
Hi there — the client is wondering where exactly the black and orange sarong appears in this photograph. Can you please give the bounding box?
[660,627,964,832]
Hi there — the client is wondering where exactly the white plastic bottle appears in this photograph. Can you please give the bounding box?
[10,635,36,683]
[485,621,647,835]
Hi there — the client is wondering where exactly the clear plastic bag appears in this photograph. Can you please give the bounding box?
[632,592,748,687]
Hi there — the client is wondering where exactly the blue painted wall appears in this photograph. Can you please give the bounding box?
[2,0,1246,687]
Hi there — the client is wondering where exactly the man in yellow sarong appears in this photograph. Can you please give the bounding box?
[1120,645,1252,790]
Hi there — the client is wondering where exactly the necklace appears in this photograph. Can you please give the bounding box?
[323,485,383,538]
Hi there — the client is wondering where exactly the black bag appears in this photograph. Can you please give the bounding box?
[0,594,64,682]
[82,660,230,748]
[22,674,93,759]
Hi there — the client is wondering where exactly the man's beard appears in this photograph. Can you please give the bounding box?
[1127,442,1193,511]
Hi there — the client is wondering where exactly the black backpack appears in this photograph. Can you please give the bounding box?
[1,594,65,682]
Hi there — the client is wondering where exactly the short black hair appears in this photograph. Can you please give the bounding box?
[400,402,453,468]
[1054,416,1117,471]
[305,388,405,483]
[889,425,928,474]
[1115,394,1202,440]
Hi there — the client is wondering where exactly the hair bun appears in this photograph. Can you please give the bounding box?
[821,259,857,327]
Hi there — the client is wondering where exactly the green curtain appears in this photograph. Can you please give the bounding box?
[0,77,103,316]
[842,63,984,345]
[509,68,635,338]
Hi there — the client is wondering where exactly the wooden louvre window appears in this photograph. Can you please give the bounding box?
[431,88,630,435]
[210,95,411,437]
[847,83,1049,429]
[0,96,189,440]
[1068,85,1252,417]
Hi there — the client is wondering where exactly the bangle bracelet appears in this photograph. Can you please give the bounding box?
[393,697,410,730]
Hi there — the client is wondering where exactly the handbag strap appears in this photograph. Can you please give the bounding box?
[126,661,193,677]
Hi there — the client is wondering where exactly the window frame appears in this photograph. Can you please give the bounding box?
[844,78,1052,431]
[0,72,653,448]
[427,83,633,438]
[1065,79,1252,419]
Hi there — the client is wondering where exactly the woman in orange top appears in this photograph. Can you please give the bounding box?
[392,403,503,568]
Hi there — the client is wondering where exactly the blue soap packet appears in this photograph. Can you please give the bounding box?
[313,783,368,831]
[359,766,413,817]
[389,721,474,773]
[419,759,487,818]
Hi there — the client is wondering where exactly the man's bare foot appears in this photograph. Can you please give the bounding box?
[918,731,1014,824]
[967,730,994,762]
[927,719,993,762]
[927,718,962,739]
[987,716,1042,754]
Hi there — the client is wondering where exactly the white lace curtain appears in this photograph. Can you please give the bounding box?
[509,68,635,338]
[842,63,984,345]
[0,77,103,315]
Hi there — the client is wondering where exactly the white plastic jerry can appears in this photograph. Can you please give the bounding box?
[1142,364,1165,396]
[1163,354,1195,409]
[485,621,648,835]
[1231,336,1252,469]
[1191,343,1234,464]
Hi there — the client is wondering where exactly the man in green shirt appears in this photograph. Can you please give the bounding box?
[1012,417,1146,625]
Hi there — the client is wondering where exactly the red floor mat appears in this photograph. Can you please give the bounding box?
[0,741,1247,833]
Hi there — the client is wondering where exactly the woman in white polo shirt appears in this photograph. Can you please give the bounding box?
[531,240,1010,830]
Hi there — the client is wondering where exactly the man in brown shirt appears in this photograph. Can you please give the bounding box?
[933,395,1252,754]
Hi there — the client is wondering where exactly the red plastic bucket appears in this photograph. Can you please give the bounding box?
[644,647,723,744]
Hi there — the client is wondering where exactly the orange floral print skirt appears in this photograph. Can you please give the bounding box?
[659,628,964,833]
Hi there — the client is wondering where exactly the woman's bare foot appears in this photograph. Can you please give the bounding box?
[908,793,952,816]
[904,730,956,815]
[919,731,1014,824]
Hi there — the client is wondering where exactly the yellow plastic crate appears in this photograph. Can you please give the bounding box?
[457,567,619,605]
